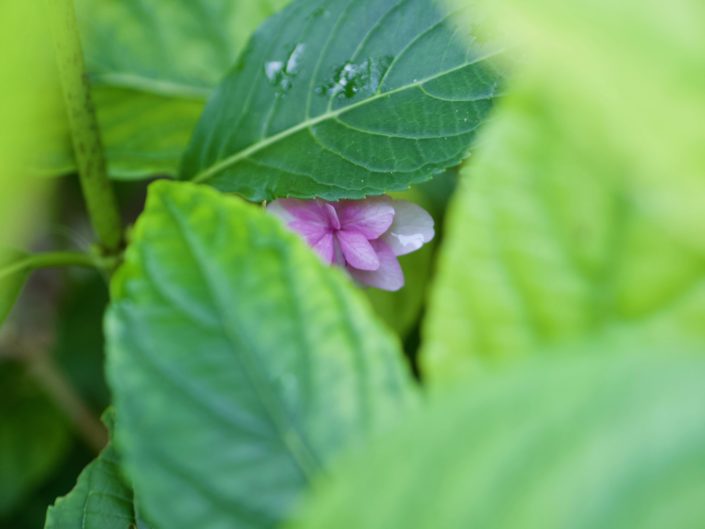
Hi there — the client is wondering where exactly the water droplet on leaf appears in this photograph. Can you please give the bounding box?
[263,43,306,95]
[315,55,393,99]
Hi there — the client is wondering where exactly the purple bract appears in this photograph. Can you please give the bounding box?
[268,196,434,291]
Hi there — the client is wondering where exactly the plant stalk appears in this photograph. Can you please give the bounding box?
[0,251,101,281]
[27,352,108,453]
[47,0,123,254]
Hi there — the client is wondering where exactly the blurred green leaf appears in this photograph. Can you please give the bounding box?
[291,352,705,529]
[423,90,705,381]
[45,413,136,529]
[41,0,289,179]
[181,0,502,200]
[422,0,705,382]
[0,364,70,515]
[480,0,705,255]
[0,2,53,253]
[106,181,417,529]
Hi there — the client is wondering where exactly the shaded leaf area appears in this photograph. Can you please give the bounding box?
[0,363,70,515]
[182,0,502,200]
[40,0,288,179]
[292,352,705,529]
[44,419,136,529]
[106,181,416,529]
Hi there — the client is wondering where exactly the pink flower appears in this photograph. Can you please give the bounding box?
[268,196,434,291]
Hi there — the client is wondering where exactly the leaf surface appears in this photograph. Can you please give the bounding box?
[422,0,705,382]
[45,414,137,529]
[291,352,705,529]
[42,0,288,179]
[106,181,416,529]
[182,0,502,200]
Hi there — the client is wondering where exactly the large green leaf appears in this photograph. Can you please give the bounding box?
[423,90,705,381]
[0,364,70,515]
[106,181,417,529]
[42,0,288,179]
[478,0,705,256]
[181,0,502,200]
[45,414,137,529]
[291,352,705,529]
[422,0,705,382]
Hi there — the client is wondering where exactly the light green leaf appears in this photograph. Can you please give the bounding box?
[422,0,705,382]
[106,181,417,529]
[423,90,705,380]
[0,364,70,515]
[291,352,705,529]
[478,0,705,255]
[181,0,502,200]
[41,0,289,179]
[45,413,137,529]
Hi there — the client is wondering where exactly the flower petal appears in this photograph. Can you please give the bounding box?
[337,197,395,240]
[382,200,435,256]
[311,232,334,264]
[269,198,331,225]
[266,199,296,225]
[268,199,332,249]
[347,240,404,291]
[337,230,380,271]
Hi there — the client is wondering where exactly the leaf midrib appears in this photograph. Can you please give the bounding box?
[191,49,501,184]
[160,195,321,483]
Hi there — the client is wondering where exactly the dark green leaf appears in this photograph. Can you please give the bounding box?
[291,352,705,529]
[106,181,416,529]
[45,413,137,529]
[181,0,502,200]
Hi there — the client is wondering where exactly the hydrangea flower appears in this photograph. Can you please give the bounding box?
[268,196,434,291]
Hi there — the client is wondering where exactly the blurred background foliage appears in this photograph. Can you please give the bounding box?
[1,0,703,526]
[423,0,705,381]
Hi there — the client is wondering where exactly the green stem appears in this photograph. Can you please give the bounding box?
[0,251,102,281]
[47,0,123,254]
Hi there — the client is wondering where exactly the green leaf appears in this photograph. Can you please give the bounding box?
[181,0,502,200]
[423,91,705,380]
[478,0,705,256]
[291,352,705,529]
[41,0,289,179]
[106,181,417,529]
[422,0,705,382]
[45,413,137,529]
[0,364,70,515]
